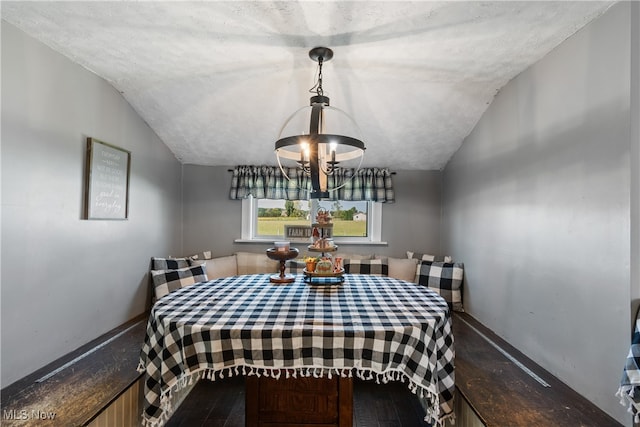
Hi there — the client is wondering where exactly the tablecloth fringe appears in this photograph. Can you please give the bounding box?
[140,364,452,427]
[617,385,640,423]
[139,369,199,427]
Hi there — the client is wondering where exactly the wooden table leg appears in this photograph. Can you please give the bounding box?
[245,375,259,427]
[245,374,353,427]
[338,375,353,427]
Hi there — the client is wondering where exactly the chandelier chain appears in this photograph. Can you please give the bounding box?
[309,60,325,97]
[317,57,324,96]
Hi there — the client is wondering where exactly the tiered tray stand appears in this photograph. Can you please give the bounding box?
[304,223,344,284]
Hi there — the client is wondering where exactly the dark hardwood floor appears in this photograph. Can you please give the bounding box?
[166,374,432,427]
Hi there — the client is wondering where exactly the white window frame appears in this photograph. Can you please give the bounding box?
[237,196,385,245]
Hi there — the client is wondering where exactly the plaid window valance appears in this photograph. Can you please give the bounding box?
[229,165,395,202]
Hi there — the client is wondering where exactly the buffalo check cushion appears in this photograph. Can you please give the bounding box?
[150,265,208,299]
[151,257,190,270]
[343,258,388,276]
[416,261,464,312]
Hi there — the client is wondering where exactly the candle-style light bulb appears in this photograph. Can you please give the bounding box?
[300,141,310,163]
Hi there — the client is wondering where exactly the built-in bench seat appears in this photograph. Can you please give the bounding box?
[5,289,620,427]
[452,311,621,427]
[1,314,147,426]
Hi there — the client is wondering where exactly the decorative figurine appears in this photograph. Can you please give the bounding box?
[315,208,332,225]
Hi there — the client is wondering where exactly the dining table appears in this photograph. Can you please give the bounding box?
[138,273,455,427]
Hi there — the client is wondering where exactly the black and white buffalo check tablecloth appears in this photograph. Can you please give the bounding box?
[618,312,640,422]
[138,274,455,427]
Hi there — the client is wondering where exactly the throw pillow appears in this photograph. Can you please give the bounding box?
[416,260,464,312]
[151,264,208,299]
[344,258,389,276]
[407,251,453,263]
[152,257,190,270]
[387,257,419,282]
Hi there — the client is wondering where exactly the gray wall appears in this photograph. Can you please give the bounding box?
[182,165,442,259]
[3,5,636,422]
[442,3,634,424]
[631,2,640,326]
[1,23,183,386]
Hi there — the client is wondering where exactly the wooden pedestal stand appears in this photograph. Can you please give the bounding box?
[266,247,299,283]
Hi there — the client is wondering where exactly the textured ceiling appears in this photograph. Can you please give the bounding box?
[1,1,614,170]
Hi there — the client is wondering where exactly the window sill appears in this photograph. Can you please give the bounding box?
[234,239,388,246]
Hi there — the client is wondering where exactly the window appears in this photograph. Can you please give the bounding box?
[255,199,311,238]
[239,196,383,244]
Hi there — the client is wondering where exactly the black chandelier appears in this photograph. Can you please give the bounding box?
[275,47,366,199]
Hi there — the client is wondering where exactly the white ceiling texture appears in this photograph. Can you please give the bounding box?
[1,1,615,170]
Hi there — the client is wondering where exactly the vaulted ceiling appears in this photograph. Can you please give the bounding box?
[1,1,615,170]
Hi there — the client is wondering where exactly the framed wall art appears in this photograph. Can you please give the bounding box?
[84,137,131,220]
